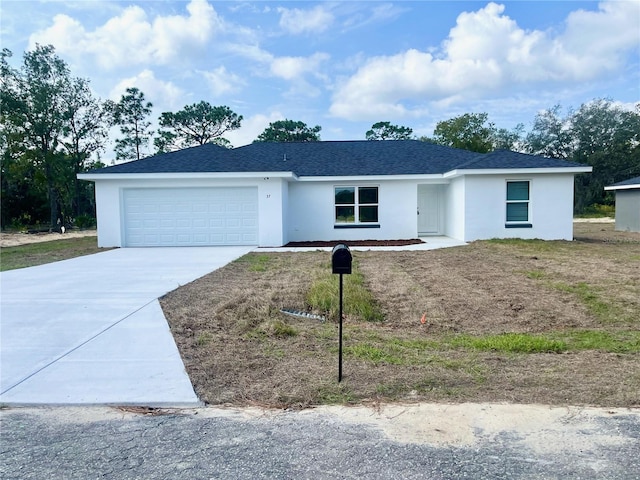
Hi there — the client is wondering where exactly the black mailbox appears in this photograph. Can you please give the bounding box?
[332,244,352,275]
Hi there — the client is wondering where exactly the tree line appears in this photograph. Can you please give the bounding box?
[2,45,638,229]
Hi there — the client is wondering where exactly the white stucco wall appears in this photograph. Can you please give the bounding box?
[614,189,640,232]
[462,173,576,241]
[444,176,465,240]
[91,177,287,247]
[88,171,580,247]
[287,180,420,242]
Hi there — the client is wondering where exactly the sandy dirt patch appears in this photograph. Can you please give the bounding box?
[0,230,97,247]
[11,403,636,452]
[304,402,637,451]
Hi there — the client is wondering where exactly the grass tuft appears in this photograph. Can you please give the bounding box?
[196,332,213,346]
[551,281,623,323]
[450,333,567,353]
[306,261,384,322]
[555,330,640,353]
[234,253,272,272]
[344,343,402,365]
[524,269,547,280]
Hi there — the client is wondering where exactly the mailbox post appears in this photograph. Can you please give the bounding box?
[331,244,352,382]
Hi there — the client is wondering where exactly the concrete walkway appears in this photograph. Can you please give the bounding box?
[0,246,253,406]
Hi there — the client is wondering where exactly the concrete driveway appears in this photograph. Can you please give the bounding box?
[0,246,253,406]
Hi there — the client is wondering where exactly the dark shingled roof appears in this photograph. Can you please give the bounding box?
[609,176,640,188]
[454,150,585,170]
[88,140,586,176]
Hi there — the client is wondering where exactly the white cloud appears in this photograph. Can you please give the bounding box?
[225,43,274,65]
[109,69,185,111]
[278,5,334,35]
[268,53,331,99]
[270,52,330,81]
[198,66,245,97]
[330,1,640,120]
[340,2,405,32]
[29,0,222,69]
[225,111,284,147]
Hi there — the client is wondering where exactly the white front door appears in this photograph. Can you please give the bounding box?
[417,186,442,235]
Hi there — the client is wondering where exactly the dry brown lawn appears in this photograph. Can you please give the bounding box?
[160,223,640,408]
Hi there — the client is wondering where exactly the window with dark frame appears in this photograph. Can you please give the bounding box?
[335,186,379,224]
[506,181,530,226]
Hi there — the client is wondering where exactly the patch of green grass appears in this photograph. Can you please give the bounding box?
[234,253,272,272]
[271,319,298,337]
[306,261,384,322]
[0,236,106,271]
[196,332,213,346]
[523,269,547,280]
[387,337,441,351]
[550,281,622,322]
[315,383,355,404]
[449,333,567,353]
[375,382,407,397]
[344,343,403,365]
[554,330,640,353]
[251,319,298,338]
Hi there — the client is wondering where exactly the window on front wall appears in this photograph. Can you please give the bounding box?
[506,181,530,225]
[335,186,379,224]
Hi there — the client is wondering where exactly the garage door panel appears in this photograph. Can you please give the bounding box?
[193,234,208,243]
[143,219,160,228]
[192,219,207,228]
[123,187,258,246]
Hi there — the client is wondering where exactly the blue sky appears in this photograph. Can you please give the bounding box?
[2,1,639,155]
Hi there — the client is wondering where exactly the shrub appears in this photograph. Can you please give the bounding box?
[74,214,96,229]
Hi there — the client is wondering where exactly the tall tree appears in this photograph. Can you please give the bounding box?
[492,124,525,151]
[1,45,72,227]
[109,87,153,161]
[154,102,242,153]
[255,119,321,142]
[429,113,496,153]
[0,46,109,228]
[366,121,413,140]
[525,105,574,159]
[524,99,640,212]
[570,100,640,211]
[61,77,110,217]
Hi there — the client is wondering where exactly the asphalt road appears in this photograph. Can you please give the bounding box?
[1,404,639,479]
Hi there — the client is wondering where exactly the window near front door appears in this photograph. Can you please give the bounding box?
[506,181,532,227]
[335,186,379,224]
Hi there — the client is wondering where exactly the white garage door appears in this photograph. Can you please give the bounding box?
[123,187,258,246]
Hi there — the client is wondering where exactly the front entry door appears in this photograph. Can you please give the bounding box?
[417,186,441,235]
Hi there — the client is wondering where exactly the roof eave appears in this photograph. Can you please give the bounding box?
[77,171,297,181]
[295,174,447,182]
[443,166,593,178]
[604,184,640,191]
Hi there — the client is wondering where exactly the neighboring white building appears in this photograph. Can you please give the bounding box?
[605,176,640,233]
[78,141,591,248]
